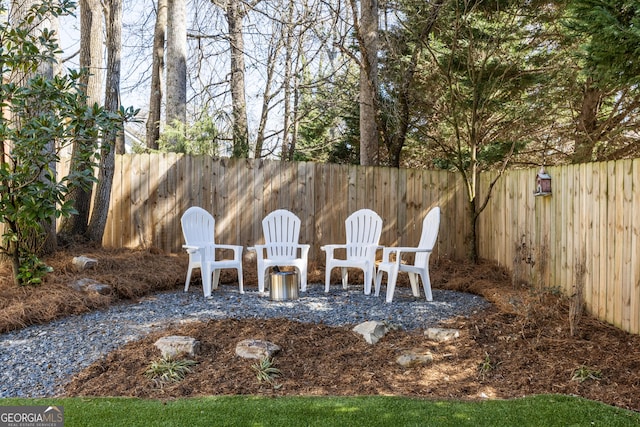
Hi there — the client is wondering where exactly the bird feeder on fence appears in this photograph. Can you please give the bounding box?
[534,167,552,196]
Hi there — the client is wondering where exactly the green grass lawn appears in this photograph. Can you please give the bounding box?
[2,395,639,427]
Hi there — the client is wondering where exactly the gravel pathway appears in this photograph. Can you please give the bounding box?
[0,284,489,398]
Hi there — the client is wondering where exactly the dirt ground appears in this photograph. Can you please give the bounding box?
[1,244,639,412]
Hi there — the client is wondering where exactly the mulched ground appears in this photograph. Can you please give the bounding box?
[1,244,639,412]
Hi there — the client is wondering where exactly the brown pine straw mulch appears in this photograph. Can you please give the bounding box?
[1,244,639,412]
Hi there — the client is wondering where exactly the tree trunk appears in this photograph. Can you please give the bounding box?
[60,0,103,238]
[356,0,379,166]
[227,0,250,158]
[166,0,187,135]
[572,79,602,164]
[146,0,167,150]
[281,0,294,161]
[383,0,443,168]
[88,0,123,244]
[255,28,281,160]
[469,198,479,263]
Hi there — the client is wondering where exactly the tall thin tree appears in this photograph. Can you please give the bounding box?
[350,0,379,166]
[166,0,187,137]
[88,0,123,243]
[146,0,167,149]
[226,0,250,157]
[60,0,104,238]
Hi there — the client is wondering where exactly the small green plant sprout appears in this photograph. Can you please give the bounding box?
[571,365,602,383]
[251,357,282,389]
[478,352,501,380]
[144,357,198,388]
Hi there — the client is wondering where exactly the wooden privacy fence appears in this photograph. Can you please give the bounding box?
[90,154,469,262]
[25,155,640,334]
[478,160,640,334]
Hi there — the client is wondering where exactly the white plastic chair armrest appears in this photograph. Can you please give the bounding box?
[211,244,243,261]
[298,244,310,258]
[182,244,202,254]
[320,244,346,256]
[248,244,268,261]
[382,246,431,261]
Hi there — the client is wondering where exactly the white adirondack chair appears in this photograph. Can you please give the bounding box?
[248,209,310,293]
[181,206,244,297]
[375,206,440,303]
[321,209,383,295]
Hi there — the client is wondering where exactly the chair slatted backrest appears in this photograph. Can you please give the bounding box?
[262,209,301,260]
[181,206,215,246]
[345,209,383,259]
[415,207,440,266]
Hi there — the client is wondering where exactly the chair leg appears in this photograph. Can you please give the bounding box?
[374,269,384,296]
[212,270,221,290]
[237,267,244,294]
[202,263,212,298]
[257,267,267,293]
[363,267,372,295]
[408,273,420,297]
[340,268,348,289]
[324,267,332,293]
[184,267,194,292]
[385,266,399,303]
[300,267,307,292]
[369,265,377,295]
[421,271,433,301]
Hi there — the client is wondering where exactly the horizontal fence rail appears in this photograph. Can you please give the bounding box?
[4,154,639,334]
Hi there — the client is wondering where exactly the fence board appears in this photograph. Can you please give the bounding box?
[332,164,349,242]
[397,169,408,246]
[622,160,633,331]
[496,173,507,266]
[173,154,187,250]
[300,161,315,250]
[574,163,583,291]
[104,156,120,248]
[524,170,535,284]
[236,159,250,248]
[250,160,264,248]
[589,162,600,316]
[478,172,490,261]
[614,161,625,328]
[312,162,326,258]
[607,161,617,325]
[598,161,609,320]
[378,167,392,245]
[141,154,153,248]
[582,162,593,311]
[214,158,228,243]
[130,154,144,248]
[389,168,400,246]
[631,159,640,334]
[406,169,417,246]
[557,166,567,294]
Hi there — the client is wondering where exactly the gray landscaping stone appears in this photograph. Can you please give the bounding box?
[352,320,389,345]
[72,256,98,272]
[235,339,281,359]
[396,351,434,367]
[154,336,200,359]
[69,278,112,295]
[425,327,460,342]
